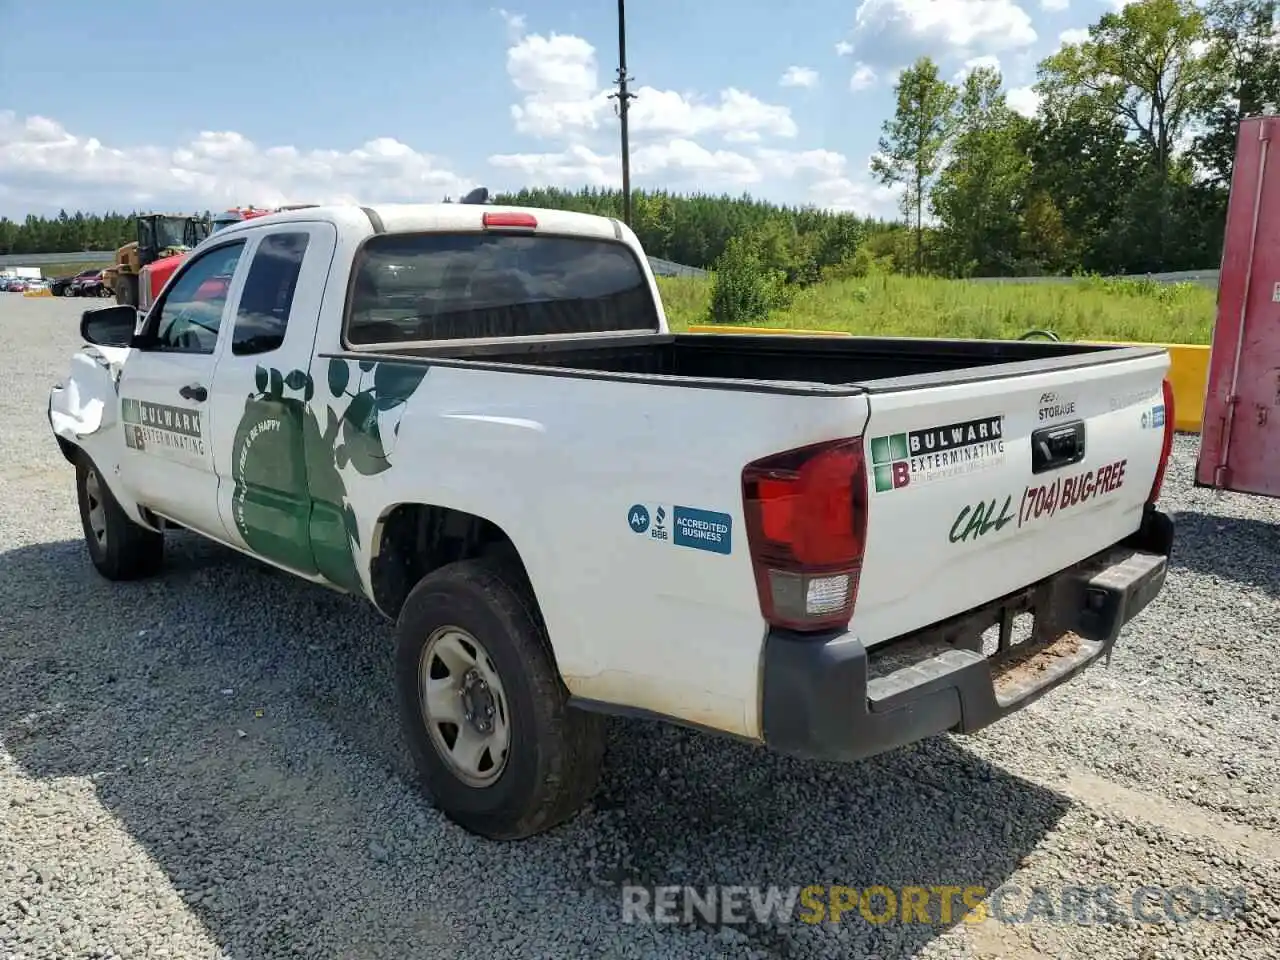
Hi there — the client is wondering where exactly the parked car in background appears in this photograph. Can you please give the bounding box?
[2,277,30,292]
[52,269,101,297]
[68,270,109,297]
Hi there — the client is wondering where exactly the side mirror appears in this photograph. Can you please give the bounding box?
[80,305,140,348]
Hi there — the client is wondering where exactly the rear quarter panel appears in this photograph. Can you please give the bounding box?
[310,356,870,738]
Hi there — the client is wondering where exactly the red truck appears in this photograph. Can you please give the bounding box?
[1196,115,1280,499]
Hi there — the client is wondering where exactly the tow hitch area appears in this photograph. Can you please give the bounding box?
[761,534,1170,764]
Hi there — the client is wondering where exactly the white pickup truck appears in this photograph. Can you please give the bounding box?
[49,202,1176,840]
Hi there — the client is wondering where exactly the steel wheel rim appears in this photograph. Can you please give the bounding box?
[84,469,107,548]
[418,626,511,787]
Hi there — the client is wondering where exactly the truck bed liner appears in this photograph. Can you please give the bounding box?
[336,333,1165,395]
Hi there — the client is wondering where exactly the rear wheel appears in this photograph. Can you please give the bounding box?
[396,558,606,840]
[75,453,164,580]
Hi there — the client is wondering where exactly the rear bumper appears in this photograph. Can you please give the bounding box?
[760,505,1173,763]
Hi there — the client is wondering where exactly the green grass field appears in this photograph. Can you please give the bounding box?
[656,273,1218,345]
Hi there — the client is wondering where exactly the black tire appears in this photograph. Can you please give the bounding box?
[75,452,165,580]
[396,558,606,840]
[114,274,138,307]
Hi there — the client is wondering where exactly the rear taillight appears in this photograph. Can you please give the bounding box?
[741,437,868,632]
[1148,377,1175,505]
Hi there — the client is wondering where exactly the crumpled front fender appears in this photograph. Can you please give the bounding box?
[48,345,130,444]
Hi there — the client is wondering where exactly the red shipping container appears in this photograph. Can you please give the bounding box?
[1196,115,1280,498]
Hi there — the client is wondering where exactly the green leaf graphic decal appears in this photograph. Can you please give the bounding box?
[327,357,349,397]
[343,502,361,548]
[373,363,428,405]
[341,395,390,476]
[233,357,426,593]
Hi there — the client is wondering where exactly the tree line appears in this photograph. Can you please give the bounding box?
[0,192,884,283]
[1,0,1274,285]
[871,0,1277,277]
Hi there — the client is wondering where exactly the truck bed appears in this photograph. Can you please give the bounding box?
[352,332,1160,393]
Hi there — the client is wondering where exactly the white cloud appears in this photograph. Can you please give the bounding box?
[954,54,1002,82]
[496,7,526,41]
[506,31,611,139]
[1006,85,1041,117]
[850,62,878,91]
[628,87,798,141]
[504,28,797,142]
[811,175,900,218]
[843,0,1037,66]
[1040,0,1069,10]
[1059,27,1089,45]
[835,40,855,56]
[761,149,900,218]
[757,148,848,180]
[780,65,820,88]
[0,110,475,213]
[490,139,762,188]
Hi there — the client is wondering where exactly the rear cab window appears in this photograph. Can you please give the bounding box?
[343,232,660,345]
[231,231,311,355]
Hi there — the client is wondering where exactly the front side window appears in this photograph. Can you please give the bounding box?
[147,241,246,354]
[345,232,659,344]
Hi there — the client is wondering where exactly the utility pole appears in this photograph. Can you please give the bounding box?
[609,0,636,227]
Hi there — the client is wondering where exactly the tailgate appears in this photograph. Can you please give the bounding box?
[853,349,1170,647]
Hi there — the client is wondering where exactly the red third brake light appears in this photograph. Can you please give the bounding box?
[1148,377,1176,505]
[742,437,868,632]
[482,211,537,229]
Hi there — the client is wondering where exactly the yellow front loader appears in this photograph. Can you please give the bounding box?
[103,213,211,306]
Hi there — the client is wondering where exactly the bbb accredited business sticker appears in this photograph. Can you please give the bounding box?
[627,503,732,555]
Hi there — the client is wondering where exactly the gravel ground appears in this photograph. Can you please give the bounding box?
[2,295,1278,960]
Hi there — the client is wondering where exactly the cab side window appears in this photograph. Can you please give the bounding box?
[148,242,246,354]
[232,232,311,355]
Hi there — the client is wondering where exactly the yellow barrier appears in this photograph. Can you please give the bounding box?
[22,287,52,298]
[685,325,1210,434]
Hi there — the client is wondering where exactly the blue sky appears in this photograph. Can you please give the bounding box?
[0,0,1124,220]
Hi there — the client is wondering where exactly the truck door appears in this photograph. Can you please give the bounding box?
[1197,115,1280,498]
[207,221,339,575]
[117,238,250,540]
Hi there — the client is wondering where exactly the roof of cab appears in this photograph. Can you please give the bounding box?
[211,202,632,244]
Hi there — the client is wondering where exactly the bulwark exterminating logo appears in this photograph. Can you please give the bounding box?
[871,415,1005,493]
[122,398,206,457]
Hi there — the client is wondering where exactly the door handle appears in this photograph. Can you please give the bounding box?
[179,383,208,402]
[1030,421,1085,474]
